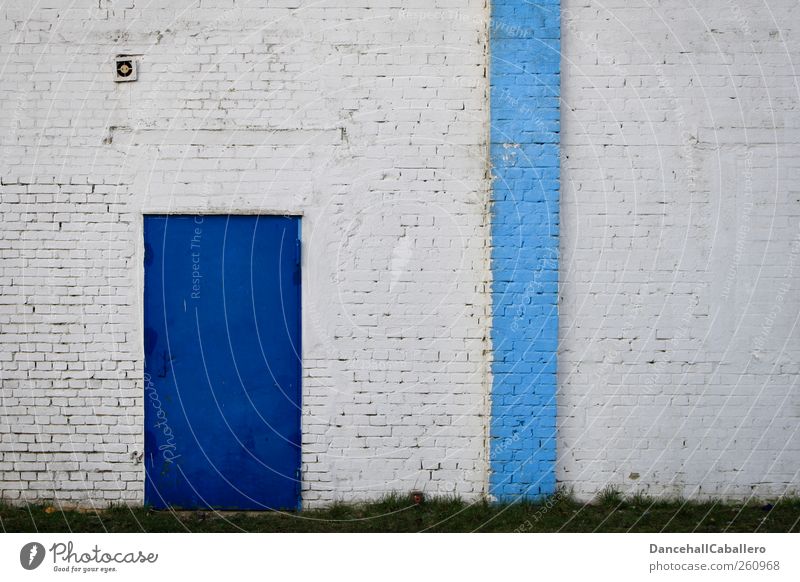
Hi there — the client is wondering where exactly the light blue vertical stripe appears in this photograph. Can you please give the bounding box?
[489,0,560,501]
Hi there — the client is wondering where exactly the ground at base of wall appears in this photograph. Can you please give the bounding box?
[2,494,799,533]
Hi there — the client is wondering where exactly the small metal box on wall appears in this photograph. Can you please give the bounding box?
[114,55,137,82]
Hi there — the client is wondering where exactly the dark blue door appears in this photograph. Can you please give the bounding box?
[143,215,301,510]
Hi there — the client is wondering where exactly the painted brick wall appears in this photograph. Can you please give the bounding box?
[560,0,800,500]
[0,0,491,507]
[4,0,798,508]
[489,0,560,500]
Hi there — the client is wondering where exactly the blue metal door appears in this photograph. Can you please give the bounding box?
[143,215,301,510]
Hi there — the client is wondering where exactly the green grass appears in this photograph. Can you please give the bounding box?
[2,491,799,533]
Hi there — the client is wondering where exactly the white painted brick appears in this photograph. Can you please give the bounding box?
[0,1,491,508]
[560,0,800,501]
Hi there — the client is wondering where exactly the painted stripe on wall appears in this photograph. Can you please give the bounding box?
[489,0,560,500]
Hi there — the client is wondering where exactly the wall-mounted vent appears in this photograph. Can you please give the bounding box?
[114,56,137,82]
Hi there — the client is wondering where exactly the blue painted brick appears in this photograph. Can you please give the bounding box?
[489,0,560,502]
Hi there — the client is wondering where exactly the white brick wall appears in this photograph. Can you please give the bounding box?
[560,0,800,500]
[4,0,798,509]
[0,1,491,507]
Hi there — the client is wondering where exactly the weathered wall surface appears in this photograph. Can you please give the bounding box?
[560,0,800,499]
[0,0,491,507]
[4,0,799,508]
